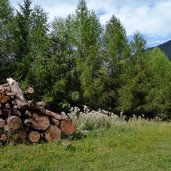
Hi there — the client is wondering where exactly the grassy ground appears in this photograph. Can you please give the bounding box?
[1,120,171,171]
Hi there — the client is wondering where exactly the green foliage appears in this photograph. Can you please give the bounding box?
[0,0,15,83]
[0,0,170,117]
[146,48,171,117]
[101,15,130,111]
[74,1,103,108]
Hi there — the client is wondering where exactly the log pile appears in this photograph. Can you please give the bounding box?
[0,78,76,144]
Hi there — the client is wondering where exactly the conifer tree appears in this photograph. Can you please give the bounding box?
[102,15,130,111]
[74,0,103,108]
[0,0,14,83]
[146,48,171,118]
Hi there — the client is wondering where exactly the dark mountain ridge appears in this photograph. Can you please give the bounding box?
[156,40,171,60]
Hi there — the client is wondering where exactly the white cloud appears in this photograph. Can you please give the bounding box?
[10,0,171,46]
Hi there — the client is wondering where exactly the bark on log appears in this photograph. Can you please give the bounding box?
[44,110,63,120]
[36,102,46,107]
[60,118,76,135]
[32,114,50,131]
[25,110,32,117]
[6,92,16,96]
[45,125,61,142]
[28,131,40,143]
[0,118,5,128]
[4,86,11,92]
[51,118,60,127]
[13,107,22,117]
[28,101,45,113]
[7,116,22,130]
[4,125,10,132]
[7,78,28,110]
[24,119,32,127]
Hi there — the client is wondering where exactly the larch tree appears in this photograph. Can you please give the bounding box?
[102,15,130,111]
[74,0,103,108]
[0,0,14,83]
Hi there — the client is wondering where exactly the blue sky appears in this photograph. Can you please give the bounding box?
[10,0,171,47]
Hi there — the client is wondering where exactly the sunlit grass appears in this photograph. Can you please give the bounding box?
[1,118,171,171]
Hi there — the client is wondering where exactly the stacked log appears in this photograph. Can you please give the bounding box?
[0,78,76,144]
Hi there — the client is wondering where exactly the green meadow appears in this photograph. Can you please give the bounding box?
[1,119,171,171]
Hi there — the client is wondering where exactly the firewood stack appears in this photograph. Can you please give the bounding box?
[0,78,76,144]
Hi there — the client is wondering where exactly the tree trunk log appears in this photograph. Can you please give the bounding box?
[0,128,4,134]
[13,106,22,117]
[0,118,5,128]
[28,131,40,143]
[51,118,60,127]
[24,87,34,95]
[32,114,50,131]
[0,96,10,103]
[45,125,61,142]
[0,134,7,141]
[60,118,76,135]
[44,110,63,120]
[24,119,32,127]
[7,78,28,110]
[25,110,32,117]
[7,116,22,130]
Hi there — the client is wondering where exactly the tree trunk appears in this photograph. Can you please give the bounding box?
[32,114,50,131]
[28,101,45,113]
[28,130,40,143]
[24,119,32,127]
[51,118,60,127]
[7,78,28,110]
[0,118,5,128]
[44,110,63,120]
[7,116,22,130]
[45,125,61,142]
[0,96,10,103]
[24,87,34,95]
[25,110,32,117]
[60,118,76,135]
[13,106,22,117]
[0,134,7,141]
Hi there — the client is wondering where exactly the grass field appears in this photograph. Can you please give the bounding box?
[1,117,171,171]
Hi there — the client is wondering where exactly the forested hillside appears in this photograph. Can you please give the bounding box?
[157,40,171,60]
[0,0,171,119]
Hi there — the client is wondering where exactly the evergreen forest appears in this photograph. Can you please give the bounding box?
[0,0,171,119]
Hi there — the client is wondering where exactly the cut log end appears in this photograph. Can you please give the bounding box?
[60,119,76,135]
[45,125,61,142]
[7,116,22,130]
[0,118,5,128]
[32,114,50,131]
[28,131,40,143]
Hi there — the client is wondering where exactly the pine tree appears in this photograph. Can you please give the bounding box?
[0,0,14,83]
[74,0,103,108]
[119,32,150,116]
[48,15,78,110]
[146,48,171,118]
[102,15,130,111]
[25,5,50,98]
[13,0,32,80]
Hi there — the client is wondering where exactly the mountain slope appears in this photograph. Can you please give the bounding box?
[157,40,171,60]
